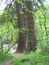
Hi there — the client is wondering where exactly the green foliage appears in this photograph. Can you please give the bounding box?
[0,22,19,44]
[0,5,19,52]
[0,52,13,63]
[34,3,49,53]
[12,52,49,65]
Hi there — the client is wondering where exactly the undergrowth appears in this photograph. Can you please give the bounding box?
[0,52,13,63]
[12,51,49,65]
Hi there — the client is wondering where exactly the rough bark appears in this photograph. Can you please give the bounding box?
[15,2,26,53]
[25,1,37,52]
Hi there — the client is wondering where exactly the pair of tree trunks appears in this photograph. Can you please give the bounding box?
[16,1,37,53]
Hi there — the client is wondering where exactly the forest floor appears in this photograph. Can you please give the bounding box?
[3,53,23,65]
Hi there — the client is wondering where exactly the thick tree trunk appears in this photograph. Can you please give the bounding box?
[25,1,37,52]
[17,32,26,53]
[15,2,26,53]
[17,13,26,53]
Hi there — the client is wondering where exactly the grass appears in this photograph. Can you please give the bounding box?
[0,52,13,63]
[12,51,49,65]
[0,51,49,65]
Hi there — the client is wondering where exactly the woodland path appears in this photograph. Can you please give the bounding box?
[3,53,23,65]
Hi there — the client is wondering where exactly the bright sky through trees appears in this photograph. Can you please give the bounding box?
[0,0,49,11]
[0,0,7,10]
[0,0,12,11]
